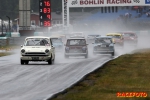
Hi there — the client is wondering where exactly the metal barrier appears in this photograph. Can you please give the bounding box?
[0,37,26,46]
[8,37,26,45]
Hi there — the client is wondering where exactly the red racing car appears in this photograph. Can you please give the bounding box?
[122,32,138,47]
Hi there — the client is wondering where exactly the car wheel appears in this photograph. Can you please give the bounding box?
[20,59,24,65]
[48,58,52,65]
[25,61,29,65]
[52,54,55,64]
[85,54,88,58]
[112,52,115,56]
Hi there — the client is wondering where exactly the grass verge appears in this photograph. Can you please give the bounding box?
[50,49,150,100]
[0,52,13,57]
[0,45,17,57]
[0,45,19,51]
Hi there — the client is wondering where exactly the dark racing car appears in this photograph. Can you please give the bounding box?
[64,36,88,58]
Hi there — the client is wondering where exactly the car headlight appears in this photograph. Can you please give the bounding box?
[21,49,25,53]
[45,49,49,53]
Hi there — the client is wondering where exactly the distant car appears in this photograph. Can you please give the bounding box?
[64,36,88,58]
[50,36,64,50]
[93,36,115,56]
[71,32,85,37]
[132,6,143,10]
[122,32,138,46]
[106,32,124,47]
[87,34,100,43]
[20,36,55,65]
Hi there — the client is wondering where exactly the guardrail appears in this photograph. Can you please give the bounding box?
[0,37,26,46]
[0,37,8,46]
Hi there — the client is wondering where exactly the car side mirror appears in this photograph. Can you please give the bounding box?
[21,45,23,48]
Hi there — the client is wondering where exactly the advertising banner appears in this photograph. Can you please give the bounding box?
[68,0,149,7]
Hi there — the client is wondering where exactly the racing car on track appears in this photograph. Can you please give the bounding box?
[122,32,138,47]
[93,36,115,56]
[64,36,88,58]
[70,32,85,37]
[106,32,124,48]
[87,34,100,43]
[50,35,64,50]
[20,36,55,65]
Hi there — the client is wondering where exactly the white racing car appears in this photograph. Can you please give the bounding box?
[20,36,55,65]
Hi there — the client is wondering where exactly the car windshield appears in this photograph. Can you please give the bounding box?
[123,33,135,37]
[95,38,112,44]
[51,38,62,43]
[67,39,86,46]
[24,38,49,46]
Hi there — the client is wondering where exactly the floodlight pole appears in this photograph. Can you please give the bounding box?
[0,17,3,35]
[6,16,10,32]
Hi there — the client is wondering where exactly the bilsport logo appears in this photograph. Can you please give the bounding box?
[145,0,150,4]
[133,0,140,3]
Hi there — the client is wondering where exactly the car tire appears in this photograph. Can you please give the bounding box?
[48,58,52,65]
[112,52,115,56]
[52,54,55,64]
[20,59,24,65]
[85,54,88,58]
[25,61,29,65]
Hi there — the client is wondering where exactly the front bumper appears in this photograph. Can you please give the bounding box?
[65,53,87,56]
[21,56,51,61]
[93,50,114,54]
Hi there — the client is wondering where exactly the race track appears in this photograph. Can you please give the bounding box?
[0,35,149,100]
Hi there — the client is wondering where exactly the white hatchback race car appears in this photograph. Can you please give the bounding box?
[20,36,55,65]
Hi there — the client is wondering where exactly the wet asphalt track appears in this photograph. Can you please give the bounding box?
[0,35,149,100]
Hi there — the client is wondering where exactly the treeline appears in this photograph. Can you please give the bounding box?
[0,0,19,20]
